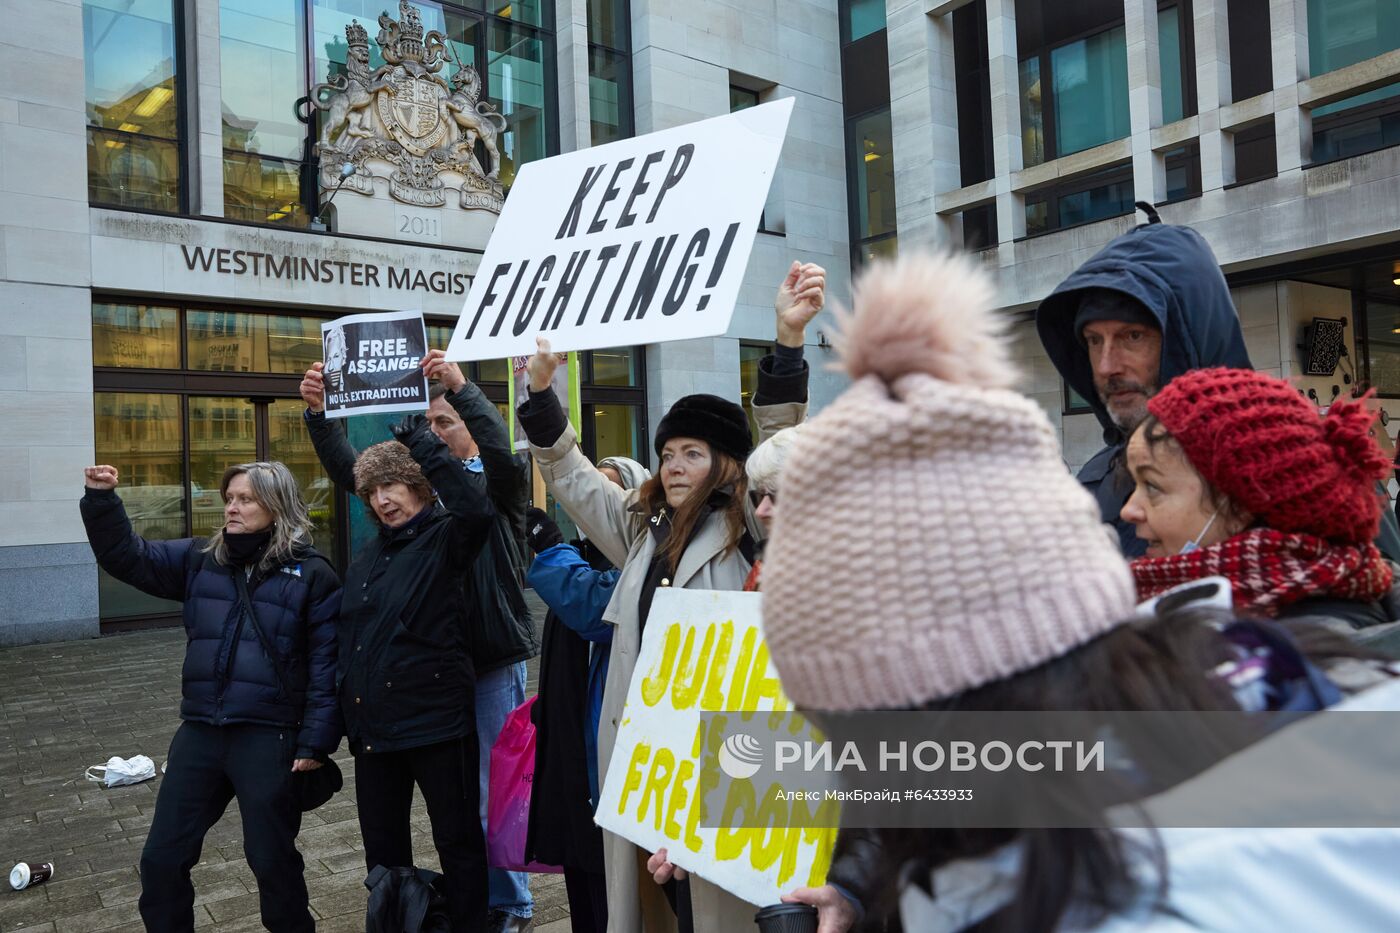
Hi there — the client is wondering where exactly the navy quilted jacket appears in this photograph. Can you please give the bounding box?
[80,489,342,757]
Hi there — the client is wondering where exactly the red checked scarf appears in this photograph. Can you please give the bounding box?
[1132,527,1394,617]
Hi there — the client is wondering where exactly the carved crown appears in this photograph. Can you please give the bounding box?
[345,19,368,49]
[398,1,424,46]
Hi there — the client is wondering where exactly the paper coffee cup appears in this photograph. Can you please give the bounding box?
[9,861,54,891]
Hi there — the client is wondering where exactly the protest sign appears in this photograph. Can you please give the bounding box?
[320,310,429,419]
[594,588,837,908]
[445,98,794,362]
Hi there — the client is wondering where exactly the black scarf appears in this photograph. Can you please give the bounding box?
[224,529,272,567]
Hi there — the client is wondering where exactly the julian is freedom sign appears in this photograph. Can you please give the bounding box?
[446,98,793,361]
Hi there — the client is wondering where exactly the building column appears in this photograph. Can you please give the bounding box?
[1124,0,1165,205]
[985,0,1024,243]
[887,0,960,247]
[1192,0,1235,190]
[1270,0,1311,172]
[0,0,99,644]
[554,0,592,153]
[192,0,223,216]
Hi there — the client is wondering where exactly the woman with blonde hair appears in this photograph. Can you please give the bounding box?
[81,460,340,933]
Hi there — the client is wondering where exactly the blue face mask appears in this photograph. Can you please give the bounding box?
[1179,509,1220,554]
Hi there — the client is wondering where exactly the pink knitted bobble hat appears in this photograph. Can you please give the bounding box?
[761,253,1138,711]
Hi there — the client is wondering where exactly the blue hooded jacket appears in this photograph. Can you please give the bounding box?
[1036,215,1252,556]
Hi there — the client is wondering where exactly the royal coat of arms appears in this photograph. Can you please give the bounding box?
[306,1,506,213]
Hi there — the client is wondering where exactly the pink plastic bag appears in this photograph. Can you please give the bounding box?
[487,695,562,873]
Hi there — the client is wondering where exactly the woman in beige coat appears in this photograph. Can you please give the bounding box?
[515,262,824,933]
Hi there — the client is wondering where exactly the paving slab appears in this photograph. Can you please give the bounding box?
[0,591,571,932]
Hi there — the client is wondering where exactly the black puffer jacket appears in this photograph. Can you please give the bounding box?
[307,380,537,672]
[337,421,496,754]
[80,490,342,758]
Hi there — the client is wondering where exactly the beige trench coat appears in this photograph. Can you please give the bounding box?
[531,399,805,933]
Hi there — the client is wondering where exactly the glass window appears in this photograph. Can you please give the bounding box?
[93,302,180,368]
[1159,5,1184,124]
[1064,381,1094,413]
[590,404,644,462]
[221,0,308,225]
[1309,0,1400,122]
[842,0,886,43]
[268,398,339,553]
[489,19,553,189]
[849,109,897,241]
[730,86,759,112]
[478,358,509,381]
[188,397,259,538]
[489,0,545,28]
[1364,298,1400,395]
[83,0,181,211]
[94,392,186,618]
[587,0,628,49]
[186,311,324,373]
[739,342,772,444]
[589,47,632,145]
[589,347,638,386]
[1055,175,1133,227]
[860,234,898,263]
[1051,26,1130,157]
[1025,166,1134,235]
[1019,56,1046,166]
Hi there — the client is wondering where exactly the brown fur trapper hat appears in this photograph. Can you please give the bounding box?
[353,441,433,505]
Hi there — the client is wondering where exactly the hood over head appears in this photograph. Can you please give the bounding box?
[1036,206,1252,445]
[597,455,651,491]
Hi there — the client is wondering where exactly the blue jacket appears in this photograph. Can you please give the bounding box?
[1036,217,1254,556]
[80,489,342,757]
[527,543,617,801]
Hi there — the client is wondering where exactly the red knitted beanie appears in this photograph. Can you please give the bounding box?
[1146,368,1391,546]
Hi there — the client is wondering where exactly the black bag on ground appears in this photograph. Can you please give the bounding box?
[364,865,451,933]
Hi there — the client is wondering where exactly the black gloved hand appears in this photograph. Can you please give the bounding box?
[525,507,565,553]
[390,412,430,444]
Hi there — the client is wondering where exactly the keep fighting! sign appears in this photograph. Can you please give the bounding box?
[446,98,794,362]
[594,588,837,907]
[320,310,430,418]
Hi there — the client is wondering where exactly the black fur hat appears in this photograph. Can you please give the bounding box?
[653,394,753,463]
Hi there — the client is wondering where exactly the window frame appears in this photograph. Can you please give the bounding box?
[84,0,191,215]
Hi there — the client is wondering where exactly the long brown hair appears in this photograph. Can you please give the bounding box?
[638,449,747,574]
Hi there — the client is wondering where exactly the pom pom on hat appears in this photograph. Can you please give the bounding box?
[1147,369,1391,546]
[762,253,1136,712]
[834,252,1019,390]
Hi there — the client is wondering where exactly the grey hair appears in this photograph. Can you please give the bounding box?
[745,425,806,496]
[204,461,314,571]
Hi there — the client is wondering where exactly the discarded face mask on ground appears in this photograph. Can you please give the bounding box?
[84,754,157,787]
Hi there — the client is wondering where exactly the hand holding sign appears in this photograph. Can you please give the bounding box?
[300,363,326,414]
[419,348,467,393]
[527,337,563,392]
[647,848,688,884]
[775,262,826,348]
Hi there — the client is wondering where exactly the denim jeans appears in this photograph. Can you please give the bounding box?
[477,660,533,918]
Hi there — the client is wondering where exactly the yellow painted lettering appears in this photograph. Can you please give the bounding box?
[638,747,676,830]
[664,759,695,839]
[742,642,783,714]
[617,742,650,815]
[700,621,734,710]
[671,623,714,710]
[640,624,681,706]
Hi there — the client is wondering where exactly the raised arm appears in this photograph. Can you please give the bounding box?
[516,338,640,569]
[299,362,360,491]
[420,349,528,551]
[79,466,194,602]
[391,415,496,566]
[754,260,823,437]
